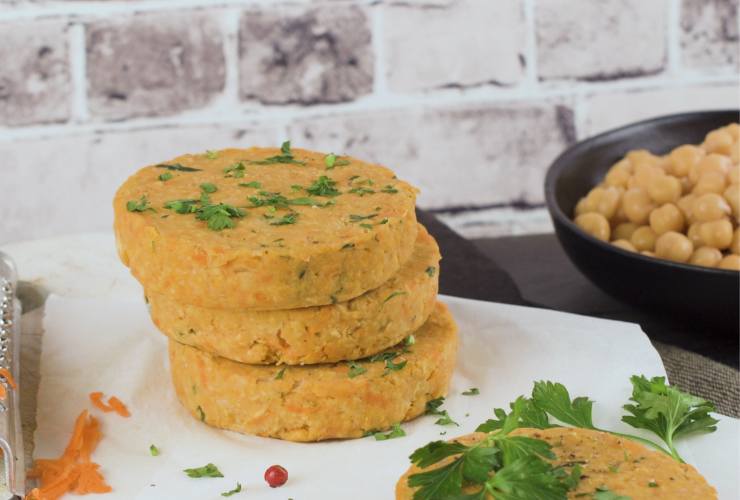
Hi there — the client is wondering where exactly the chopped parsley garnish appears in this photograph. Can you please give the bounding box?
[275,367,286,380]
[156,163,201,172]
[306,176,340,197]
[224,161,246,178]
[347,361,367,378]
[371,423,405,441]
[341,243,355,250]
[164,199,199,214]
[381,185,398,194]
[200,182,217,194]
[405,335,415,346]
[269,212,298,226]
[594,486,632,499]
[463,387,480,396]
[158,172,173,182]
[348,186,375,196]
[149,444,160,456]
[251,141,305,165]
[195,203,245,231]
[239,181,261,188]
[648,481,658,488]
[349,213,378,222]
[183,463,223,478]
[249,191,290,209]
[324,153,350,169]
[291,184,303,191]
[359,223,373,230]
[127,196,154,213]
[221,483,242,497]
[425,266,437,277]
[425,397,459,427]
[367,350,408,376]
[383,291,407,303]
[196,405,206,422]
[204,150,218,159]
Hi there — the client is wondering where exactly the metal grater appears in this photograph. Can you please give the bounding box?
[0,252,25,499]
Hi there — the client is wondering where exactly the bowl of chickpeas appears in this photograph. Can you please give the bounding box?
[545,110,739,324]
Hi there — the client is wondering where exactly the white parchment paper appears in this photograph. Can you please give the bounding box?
[33,294,738,499]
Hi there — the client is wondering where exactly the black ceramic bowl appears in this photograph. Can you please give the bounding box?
[545,110,739,326]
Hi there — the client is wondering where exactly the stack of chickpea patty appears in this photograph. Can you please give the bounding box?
[113,144,458,442]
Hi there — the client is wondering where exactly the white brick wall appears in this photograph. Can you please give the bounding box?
[0,0,738,243]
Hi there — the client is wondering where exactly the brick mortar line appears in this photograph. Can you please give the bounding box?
[0,70,736,142]
[68,23,89,123]
[521,0,539,88]
[666,0,683,76]
[0,0,374,22]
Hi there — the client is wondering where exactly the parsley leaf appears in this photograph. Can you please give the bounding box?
[621,375,718,462]
[275,367,286,380]
[532,381,596,429]
[239,181,261,188]
[149,444,160,456]
[252,141,305,165]
[164,199,199,214]
[425,397,458,426]
[269,212,298,226]
[195,203,245,231]
[156,163,201,172]
[348,186,375,196]
[425,266,436,277]
[347,361,367,378]
[593,486,632,500]
[221,483,242,497]
[183,463,223,478]
[224,162,246,178]
[158,172,173,181]
[476,396,552,433]
[249,191,290,209]
[126,196,154,213]
[371,422,406,441]
[485,455,570,500]
[196,406,206,421]
[463,387,480,396]
[324,153,350,169]
[205,150,218,159]
[381,185,398,194]
[200,182,217,194]
[306,176,340,197]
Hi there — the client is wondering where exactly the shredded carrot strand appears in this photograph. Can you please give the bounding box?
[88,392,113,413]
[0,367,18,389]
[25,410,111,500]
[107,396,130,418]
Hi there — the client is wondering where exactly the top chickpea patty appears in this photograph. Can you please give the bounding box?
[114,146,419,310]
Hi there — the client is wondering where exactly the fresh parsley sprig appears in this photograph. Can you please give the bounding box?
[183,463,223,478]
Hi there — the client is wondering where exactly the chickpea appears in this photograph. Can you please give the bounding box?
[703,128,734,155]
[605,160,632,188]
[692,171,727,195]
[692,193,731,222]
[668,144,704,177]
[575,213,610,241]
[729,165,740,185]
[726,123,740,141]
[612,239,637,252]
[645,174,681,204]
[689,247,723,268]
[687,222,704,247]
[591,186,623,220]
[724,183,740,219]
[730,228,740,255]
[731,143,740,164]
[680,176,693,195]
[623,187,655,224]
[612,222,640,241]
[689,154,730,184]
[633,163,663,190]
[649,203,685,235]
[697,219,734,250]
[718,254,740,271]
[677,194,696,222]
[641,250,656,257]
[631,226,658,252]
[574,197,594,217]
[655,231,694,263]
